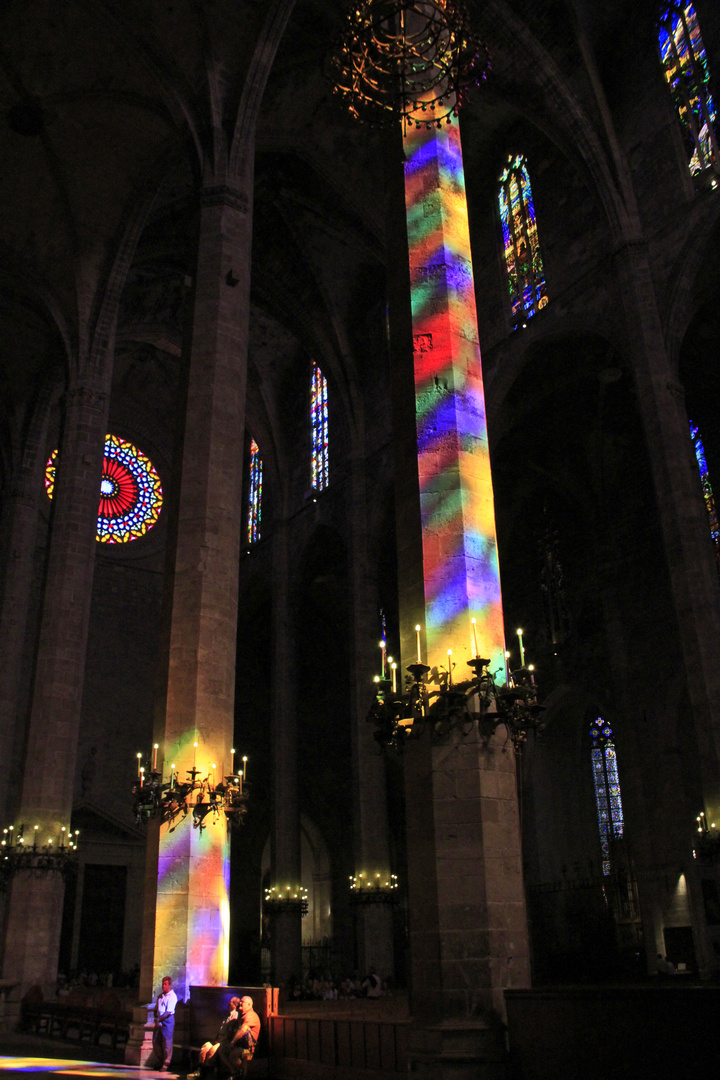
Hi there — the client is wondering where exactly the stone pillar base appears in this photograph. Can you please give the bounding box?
[124,1002,156,1066]
[408,1020,508,1080]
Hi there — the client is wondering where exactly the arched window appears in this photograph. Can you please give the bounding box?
[590,717,625,877]
[247,437,263,544]
[498,153,548,327]
[658,3,719,176]
[311,362,329,491]
[45,434,162,544]
[690,421,720,571]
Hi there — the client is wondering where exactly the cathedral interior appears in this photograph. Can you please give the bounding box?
[1,0,720,1074]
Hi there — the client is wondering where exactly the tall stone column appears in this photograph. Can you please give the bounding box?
[1,379,110,1004]
[389,117,530,1077]
[614,241,720,977]
[348,473,395,980]
[0,391,54,827]
[146,177,253,1004]
[269,518,302,986]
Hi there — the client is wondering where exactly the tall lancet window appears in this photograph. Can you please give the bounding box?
[591,717,625,877]
[498,153,548,327]
[247,437,263,544]
[311,362,329,491]
[658,3,719,176]
[690,421,720,571]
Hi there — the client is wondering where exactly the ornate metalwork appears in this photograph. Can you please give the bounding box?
[263,885,309,915]
[132,767,248,833]
[349,871,399,904]
[330,0,490,129]
[368,656,544,752]
[1,824,79,889]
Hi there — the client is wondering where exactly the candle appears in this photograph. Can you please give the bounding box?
[212,763,216,788]
[193,741,198,769]
[504,650,511,686]
[415,624,422,663]
[140,767,145,785]
[391,662,397,694]
[471,617,479,657]
[170,764,176,789]
[380,639,386,679]
[231,748,235,776]
[517,628,525,667]
[528,664,536,685]
[243,756,248,782]
[152,743,158,771]
[136,752,142,778]
[447,649,453,686]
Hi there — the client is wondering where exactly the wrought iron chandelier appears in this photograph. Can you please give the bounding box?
[1,823,79,889]
[132,753,249,833]
[330,0,490,129]
[367,652,544,753]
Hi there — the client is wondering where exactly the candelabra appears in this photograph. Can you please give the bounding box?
[349,871,399,904]
[263,885,309,916]
[367,655,544,752]
[693,811,720,862]
[0,823,79,889]
[329,0,490,129]
[132,760,249,833]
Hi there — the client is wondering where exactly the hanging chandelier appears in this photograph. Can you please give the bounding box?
[329,0,490,129]
[367,653,544,753]
[131,749,249,833]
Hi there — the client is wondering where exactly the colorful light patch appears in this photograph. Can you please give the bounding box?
[45,434,162,543]
[658,3,718,175]
[498,154,548,327]
[311,362,329,491]
[247,438,262,544]
[404,118,505,676]
[153,733,230,999]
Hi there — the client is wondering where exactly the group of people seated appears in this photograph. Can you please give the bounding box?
[150,976,260,1078]
[187,993,261,1079]
[283,967,387,1002]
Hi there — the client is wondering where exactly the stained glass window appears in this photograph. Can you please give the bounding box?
[498,154,548,327]
[658,3,719,176]
[690,421,720,570]
[591,717,625,876]
[45,433,163,543]
[247,438,262,544]
[311,362,329,491]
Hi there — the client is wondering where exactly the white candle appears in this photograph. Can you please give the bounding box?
[136,752,142,778]
[152,743,158,771]
[380,640,386,679]
[447,649,453,686]
[471,618,479,657]
[504,650,511,686]
[243,756,248,782]
[415,624,422,663]
[517,629,525,667]
[193,741,198,769]
[391,662,397,694]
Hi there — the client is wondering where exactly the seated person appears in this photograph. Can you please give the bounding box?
[216,995,261,1079]
[188,997,240,1078]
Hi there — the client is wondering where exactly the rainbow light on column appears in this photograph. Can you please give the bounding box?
[403,117,505,676]
[153,733,230,999]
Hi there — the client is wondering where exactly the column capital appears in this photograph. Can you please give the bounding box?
[200,184,249,213]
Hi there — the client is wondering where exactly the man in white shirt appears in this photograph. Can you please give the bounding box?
[153,975,178,1071]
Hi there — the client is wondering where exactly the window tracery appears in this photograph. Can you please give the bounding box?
[591,717,625,877]
[247,437,263,544]
[658,3,718,175]
[311,362,329,491]
[45,434,163,543]
[498,153,548,327]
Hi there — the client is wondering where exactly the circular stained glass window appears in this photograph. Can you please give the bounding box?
[45,434,163,544]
